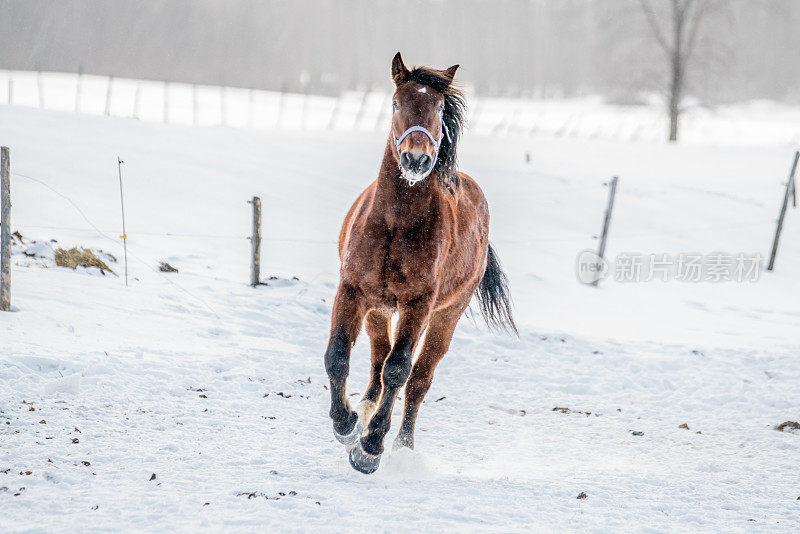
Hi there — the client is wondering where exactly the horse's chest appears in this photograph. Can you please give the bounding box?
[346,225,439,302]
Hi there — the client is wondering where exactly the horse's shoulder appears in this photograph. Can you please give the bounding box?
[339,181,378,259]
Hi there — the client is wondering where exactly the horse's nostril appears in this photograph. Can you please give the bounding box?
[400,151,432,173]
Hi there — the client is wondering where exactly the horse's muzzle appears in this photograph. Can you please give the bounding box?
[400,151,433,175]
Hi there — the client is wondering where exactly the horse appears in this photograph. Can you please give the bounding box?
[324,52,517,474]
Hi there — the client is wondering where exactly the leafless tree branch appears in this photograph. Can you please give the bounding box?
[639,0,671,54]
[685,0,725,61]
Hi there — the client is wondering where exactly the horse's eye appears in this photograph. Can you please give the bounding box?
[437,105,444,113]
[393,101,399,111]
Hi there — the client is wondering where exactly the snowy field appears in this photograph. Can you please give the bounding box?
[1,87,800,532]
[3,69,800,145]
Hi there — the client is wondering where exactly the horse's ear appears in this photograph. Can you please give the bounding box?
[391,52,410,86]
[443,64,459,83]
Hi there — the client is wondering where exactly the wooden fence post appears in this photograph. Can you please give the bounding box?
[301,88,308,130]
[353,89,370,130]
[37,71,44,109]
[328,93,342,130]
[592,176,618,286]
[767,151,799,271]
[133,82,142,120]
[163,81,169,123]
[220,85,227,126]
[105,76,114,116]
[249,196,262,286]
[1,146,11,311]
[248,87,255,129]
[277,83,286,128]
[374,92,391,131]
[193,85,199,126]
[792,152,798,208]
[75,67,83,112]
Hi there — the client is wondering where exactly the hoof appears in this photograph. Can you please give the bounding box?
[333,417,362,446]
[348,441,381,474]
[392,432,414,452]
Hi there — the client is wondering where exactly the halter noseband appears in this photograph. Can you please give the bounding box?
[393,119,452,178]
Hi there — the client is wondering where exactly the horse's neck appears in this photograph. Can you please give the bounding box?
[375,143,439,226]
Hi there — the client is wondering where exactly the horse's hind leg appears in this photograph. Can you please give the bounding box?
[324,283,364,444]
[394,305,462,451]
[355,310,392,429]
[349,298,432,473]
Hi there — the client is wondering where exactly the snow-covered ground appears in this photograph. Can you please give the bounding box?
[1,96,799,531]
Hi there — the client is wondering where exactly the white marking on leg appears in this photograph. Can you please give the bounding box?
[354,399,378,429]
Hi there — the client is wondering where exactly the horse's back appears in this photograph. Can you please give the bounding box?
[454,171,490,237]
[426,171,490,309]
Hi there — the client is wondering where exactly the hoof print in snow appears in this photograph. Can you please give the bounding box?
[774,421,800,433]
[237,490,297,501]
[260,275,302,288]
[577,492,588,500]
[71,438,80,444]
[631,431,644,436]
[678,423,690,429]
[553,406,596,417]
[149,473,157,481]
[158,261,179,273]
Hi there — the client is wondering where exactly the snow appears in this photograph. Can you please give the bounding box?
[1,95,799,531]
[4,69,800,145]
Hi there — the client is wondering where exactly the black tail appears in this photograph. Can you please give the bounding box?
[474,243,518,336]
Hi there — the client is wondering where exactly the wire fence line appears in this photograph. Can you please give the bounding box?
[3,70,800,146]
[10,167,775,270]
[11,171,222,317]
[4,157,791,320]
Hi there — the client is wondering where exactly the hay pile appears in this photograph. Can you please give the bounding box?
[54,247,114,275]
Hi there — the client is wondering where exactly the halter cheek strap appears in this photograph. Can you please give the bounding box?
[393,119,452,178]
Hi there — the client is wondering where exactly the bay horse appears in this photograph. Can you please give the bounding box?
[324,52,517,474]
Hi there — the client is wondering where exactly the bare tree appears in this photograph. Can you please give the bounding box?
[639,0,716,141]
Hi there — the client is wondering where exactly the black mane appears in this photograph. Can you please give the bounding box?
[404,67,466,191]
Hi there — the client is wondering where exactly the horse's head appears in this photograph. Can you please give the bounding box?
[390,52,460,186]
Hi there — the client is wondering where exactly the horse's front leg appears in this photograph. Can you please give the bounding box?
[324,283,364,444]
[349,297,432,474]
